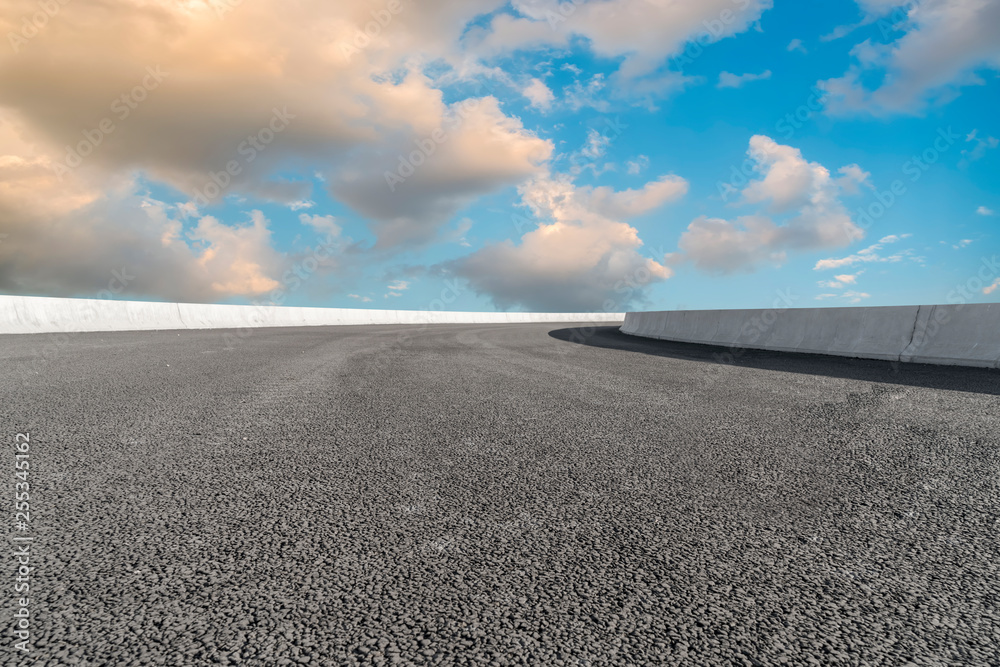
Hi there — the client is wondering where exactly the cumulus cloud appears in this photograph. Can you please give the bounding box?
[717,70,772,89]
[671,136,867,273]
[298,213,341,237]
[189,212,284,296]
[820,0,1000,115]
[0,0,569,298]
[0,111,289,301]
[332,96,552,247]
[579,175,689,219]
[673,215,789,274]
[446,172,686,311]
[522,78,555,110]
[977,206,995,216]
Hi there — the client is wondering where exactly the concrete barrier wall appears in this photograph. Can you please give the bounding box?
[622,304,1000,368]
[0,295,623,335]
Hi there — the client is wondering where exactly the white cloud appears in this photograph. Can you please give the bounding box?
[821,0,1000,115]
[580,175,689,219]
[331,96,552,247]
[816,291,870,303]
[717,70,772,89]
[985,278,1000,295]
[522,78,555,110]
[298,213,341,237]
[563,74,611,112]
[0,0,567,296]
[190,212,285,296]
[674,215,789,273]
[819,272,863,289]
[836,164,873,194]
[0,112,295,301]
[347,294,372,303]
[842,291,872,303]
[471,0,772,97]
[626,155,650,175]
[671,136,867,274]
[447,171,684,311]
[952,239,973,249]
[878,233,912,243]
[787,38,807,54]
[580,128,611,160]
[960,129,999,166]
[856,0,907,14]
[977,205,995,216]
[814,234,913,270]
[387,280,410,291]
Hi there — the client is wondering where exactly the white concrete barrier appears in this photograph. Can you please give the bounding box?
[0,295,623,335]
[901,303,1000,367]
[622,304,1000,368]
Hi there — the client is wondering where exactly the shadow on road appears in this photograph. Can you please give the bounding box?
[549,326,1000,396]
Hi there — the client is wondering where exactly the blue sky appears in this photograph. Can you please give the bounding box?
[1,0,998,312]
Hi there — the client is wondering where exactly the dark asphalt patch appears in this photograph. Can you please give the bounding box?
[1,323,998,666]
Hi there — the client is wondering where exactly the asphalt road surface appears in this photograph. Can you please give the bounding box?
[2,323,998,667]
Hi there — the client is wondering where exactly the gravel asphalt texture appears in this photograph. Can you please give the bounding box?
[1,323,998,666]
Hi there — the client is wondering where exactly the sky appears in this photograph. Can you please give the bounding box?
[0,0,998,313]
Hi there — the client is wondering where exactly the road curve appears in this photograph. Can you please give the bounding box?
[2,323,998,666]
